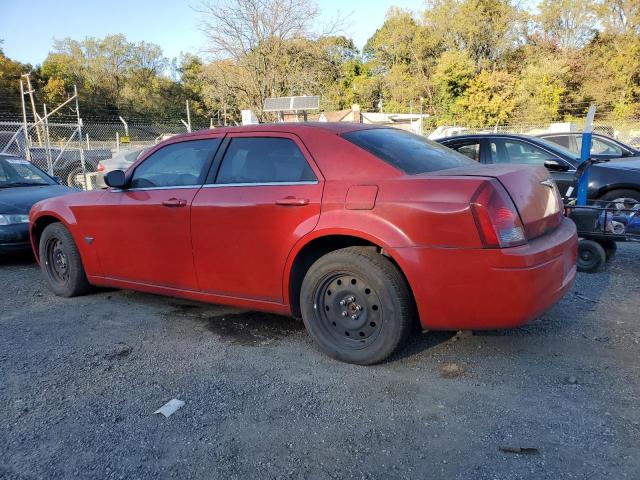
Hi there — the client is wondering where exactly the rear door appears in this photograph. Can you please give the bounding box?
[190,132,323,302]
[90,137,222,289]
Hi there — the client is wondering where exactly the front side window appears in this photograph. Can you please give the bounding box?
[216,137,316,184]
[490,139,552,165]
[130,139,220,188]
[589,137,623,156]
[342,128,474,174]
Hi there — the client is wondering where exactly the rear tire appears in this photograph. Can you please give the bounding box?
[300,247,414,365]
[577,239,606,273]
[39,223,91,297]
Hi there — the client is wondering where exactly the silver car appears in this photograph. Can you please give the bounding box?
[96,147,149,188]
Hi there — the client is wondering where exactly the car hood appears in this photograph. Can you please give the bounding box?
[597,156,640,171]
[0,184,77,214]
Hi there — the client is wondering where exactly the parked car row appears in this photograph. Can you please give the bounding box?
[438,133,640,203]
[4,124,640,365]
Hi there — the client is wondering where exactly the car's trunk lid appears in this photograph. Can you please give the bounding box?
[426,163,563,240]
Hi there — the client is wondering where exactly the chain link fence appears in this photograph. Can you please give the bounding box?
[2,116,640,191]
[0,121,197,190]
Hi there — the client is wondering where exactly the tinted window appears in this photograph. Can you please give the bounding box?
[490,139,552,165]
[449,141,480,162]
[342,128,474,174]
[130,139,220,188]
[216,137,316,184]
[544,135,572,150]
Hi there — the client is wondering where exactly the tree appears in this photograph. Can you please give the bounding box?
[534,0,597,49]
[453,70,516,126]
[198,0,338,117]
[513,58,568,122]
[423,0,524,67]
[431,50,476,122]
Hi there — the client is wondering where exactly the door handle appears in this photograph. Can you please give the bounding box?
[276,196,310,206]
[162,198,187,208]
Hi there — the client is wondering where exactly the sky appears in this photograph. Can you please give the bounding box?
[0,0,425,65]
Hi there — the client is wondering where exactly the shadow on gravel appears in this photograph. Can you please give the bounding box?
[204,312,305,346]
[392,330,456,362]
[0,252,35,266]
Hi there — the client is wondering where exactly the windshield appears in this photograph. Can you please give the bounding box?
[534,136,580,160]
[0,157,55,187]
[342,128,475,174]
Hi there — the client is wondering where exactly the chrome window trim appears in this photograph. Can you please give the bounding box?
[109,185,201,192]
[203,181,318,188]
[109,181,319,193]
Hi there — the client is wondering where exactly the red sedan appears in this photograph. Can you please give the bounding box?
[30,124,577,364]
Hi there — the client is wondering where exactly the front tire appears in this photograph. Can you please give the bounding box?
[300,247,414,365]
[39,223,90,297]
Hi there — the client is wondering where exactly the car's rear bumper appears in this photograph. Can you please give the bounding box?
[0,224,31,254]
[388,218,578,330]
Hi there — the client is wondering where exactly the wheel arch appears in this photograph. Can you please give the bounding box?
[284,231,415,318]
[30,213,67,259]
[596,185,640,200]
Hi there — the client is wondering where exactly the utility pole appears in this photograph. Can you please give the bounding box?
[43,103,53,174]
[74,84,88,189]
[21,73,43,146]
[19,79,31,162]
[186,100,192,132]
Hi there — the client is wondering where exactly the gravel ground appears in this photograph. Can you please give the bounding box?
[1,244,639,480]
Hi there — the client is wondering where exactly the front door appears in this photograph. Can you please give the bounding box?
[190,133,323,303]
[90,137,222,289]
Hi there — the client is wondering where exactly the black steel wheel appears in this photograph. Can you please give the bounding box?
[315,272,384,349]
[39,223,91,297]
[300,247,414,365]
[577,239,606,273]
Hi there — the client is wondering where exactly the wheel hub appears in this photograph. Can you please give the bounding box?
[315,274,383,348]
[46,238,69,283]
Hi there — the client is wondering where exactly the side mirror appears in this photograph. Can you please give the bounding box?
[52,176,63,184]
[544,160,570,172]
[105,170,127,188]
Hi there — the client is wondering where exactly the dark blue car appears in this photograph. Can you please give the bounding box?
[437,133,640,203]
[0,154,76,254]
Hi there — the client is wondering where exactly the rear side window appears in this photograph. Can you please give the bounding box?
[544,135,572,150]
[342,128,474,174]
[216,137,316,184]
[447,141,481,162]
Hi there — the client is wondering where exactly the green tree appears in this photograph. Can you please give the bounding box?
[453,70,516,126]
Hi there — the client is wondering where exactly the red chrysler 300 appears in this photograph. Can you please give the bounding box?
[30,123,577,364]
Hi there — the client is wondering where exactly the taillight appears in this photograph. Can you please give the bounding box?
[470,180,527,248]
[97,162,105,172]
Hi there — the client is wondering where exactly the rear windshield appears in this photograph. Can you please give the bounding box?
[342,128,475,174]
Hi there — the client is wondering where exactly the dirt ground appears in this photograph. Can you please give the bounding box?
[1,244,639,480]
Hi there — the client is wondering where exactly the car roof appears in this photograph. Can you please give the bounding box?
[163,122,389,142]
[438,133,537,141]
